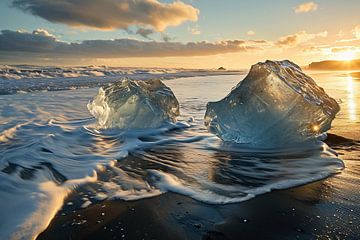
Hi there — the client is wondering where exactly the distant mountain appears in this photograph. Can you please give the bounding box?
[308,59,360,70]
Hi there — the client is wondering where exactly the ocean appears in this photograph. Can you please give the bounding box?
[0,70,359,239]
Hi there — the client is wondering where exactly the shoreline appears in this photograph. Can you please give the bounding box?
[0,71,244,96]
[37,135,360,240]
[38,178,360,240]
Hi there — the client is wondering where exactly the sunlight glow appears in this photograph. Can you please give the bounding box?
[346,75,357,121]
[312,124,320,132]
[335,51,356,61]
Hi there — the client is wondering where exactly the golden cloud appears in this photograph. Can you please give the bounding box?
[12,0,199,31]
[276,31,327,47]
[294,2,318,14]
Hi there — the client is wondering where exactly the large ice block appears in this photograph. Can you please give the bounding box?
[88,79,179,129]
[204,60,340,146]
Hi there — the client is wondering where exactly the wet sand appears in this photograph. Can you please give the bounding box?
[38,135,360,240]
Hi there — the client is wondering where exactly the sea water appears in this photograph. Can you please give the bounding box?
[1,72,358,239]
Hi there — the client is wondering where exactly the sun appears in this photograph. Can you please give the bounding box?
[335,51,356,61]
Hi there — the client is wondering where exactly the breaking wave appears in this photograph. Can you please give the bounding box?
[0,74,344,239]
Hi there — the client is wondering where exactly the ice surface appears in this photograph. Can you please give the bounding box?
[88,79,180,129]
[204,60,340,146]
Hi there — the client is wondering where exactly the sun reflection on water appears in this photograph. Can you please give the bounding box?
[346,74,357,121]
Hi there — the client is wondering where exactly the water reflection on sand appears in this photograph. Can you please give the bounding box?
[0,71,359,240]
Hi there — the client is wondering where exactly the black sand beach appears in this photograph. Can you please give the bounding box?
[1,0,360,238]
[38,135,360,240]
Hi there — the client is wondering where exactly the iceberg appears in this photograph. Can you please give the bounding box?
[204,60,340,146]
[88,79,179,129]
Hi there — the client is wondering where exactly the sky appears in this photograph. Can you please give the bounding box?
[0,0,359,69]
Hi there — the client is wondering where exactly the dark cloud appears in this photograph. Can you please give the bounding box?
[12,0,199,31]
[162,33,173,42]
[0,29,268,59]
[0,29,64,52]
[135,28,154,39]
[162,36,172,42]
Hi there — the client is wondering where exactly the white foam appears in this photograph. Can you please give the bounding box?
[0,122,29,143]
[81,200,92,208]
[0,65,242,95]
[0,171,97,240]
[0,73,345,240]
[148,169,253,204]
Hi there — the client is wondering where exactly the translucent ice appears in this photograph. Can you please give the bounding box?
[88,79,179,129]
[204,60,340,146]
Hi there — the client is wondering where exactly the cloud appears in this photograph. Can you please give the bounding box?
[302,45,326,54]
[302,44,360,58]
[0,29,269,59]
[0,29,66,52]
[12,0,199,31]
[352,25,360,39]
[246,30,255,36]
[334,25,360,43]
[135,28,154,39]
[161,33,172,42]
[336,30,345,38]
[294,2,318,14]
[276,31,327,47]
[2,28,340,64]
[189,26,201,35]
[32,28,56,38]
[331,46,358,53]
